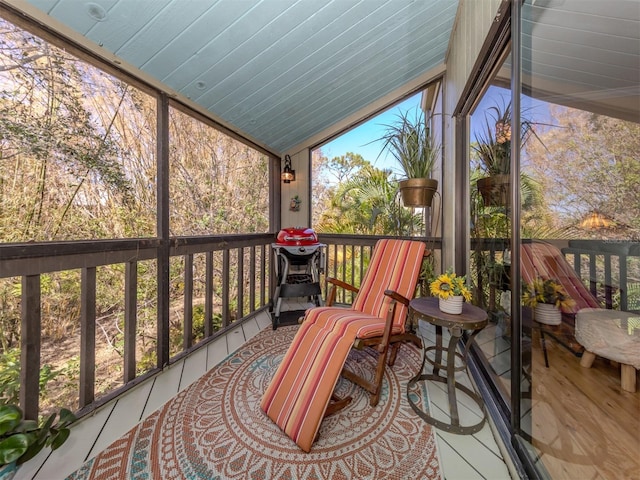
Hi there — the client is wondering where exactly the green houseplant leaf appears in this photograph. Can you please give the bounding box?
[0,406,22,437]
[0,404,76,467]
[0,433,30,466]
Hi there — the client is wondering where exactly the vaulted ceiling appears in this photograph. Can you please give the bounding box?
[14,0,459,154]
[5,1,638,156]
[522,1,640,124]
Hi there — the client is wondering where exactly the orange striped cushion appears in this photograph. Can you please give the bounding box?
[353,239,426,333]
[261,239,425,451]
[521,241,600,314]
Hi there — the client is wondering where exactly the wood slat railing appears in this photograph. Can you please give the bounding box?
[1,233,274,420]
[4,233,635,423]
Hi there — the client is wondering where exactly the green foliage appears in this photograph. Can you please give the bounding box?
[0,404,75,466]
[525,106,640,233]
[377,107,440,179]
[137,348,157,376]
[0,349,60,406]
[317,163,423,235]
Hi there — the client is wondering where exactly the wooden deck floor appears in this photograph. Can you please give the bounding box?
[529,334,640,480]
[477,321,640,479]
[18,302,513,480]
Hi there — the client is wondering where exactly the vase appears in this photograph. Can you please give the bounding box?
[535,303,561,325]
[399,178,438,207]
[0,462,17,480]
[439,295,463,315]
[477,174,510,207]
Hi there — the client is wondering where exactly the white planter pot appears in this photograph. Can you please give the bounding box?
[535,303,561,326]
[439,296,463,315]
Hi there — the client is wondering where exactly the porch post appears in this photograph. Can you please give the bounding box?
[156,93,170,367]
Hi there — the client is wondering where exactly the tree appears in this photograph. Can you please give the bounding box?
[525,106,640,235]
[316,163,422,235]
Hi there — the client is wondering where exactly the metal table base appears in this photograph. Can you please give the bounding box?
[407,297,488,435]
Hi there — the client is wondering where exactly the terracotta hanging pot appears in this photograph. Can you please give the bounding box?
[477,174,510,207]
[399,178,438,207]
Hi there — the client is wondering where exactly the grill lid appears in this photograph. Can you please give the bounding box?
[276,227,318,246]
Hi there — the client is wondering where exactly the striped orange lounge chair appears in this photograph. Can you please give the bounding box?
[521,240,602,358]
[260,239,426,452]
[521,240,600,316]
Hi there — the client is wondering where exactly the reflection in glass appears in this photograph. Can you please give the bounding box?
[518,1,640,478]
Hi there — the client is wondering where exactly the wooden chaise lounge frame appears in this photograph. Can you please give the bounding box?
[261,239,427,452]
[322,274,425,415]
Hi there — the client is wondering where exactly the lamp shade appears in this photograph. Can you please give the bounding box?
[580,211,614,230]
[281,155,295,183]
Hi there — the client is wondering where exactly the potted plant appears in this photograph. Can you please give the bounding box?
[0,404,75,479]
[472,100,543,207]
[521,278,575,325]
[429,268,473,315]
[378,107,440,207]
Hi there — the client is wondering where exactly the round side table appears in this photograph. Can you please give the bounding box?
[407,297,488,435]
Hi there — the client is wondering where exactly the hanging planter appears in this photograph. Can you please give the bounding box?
[399,178,438,207]
[376,107,441,209]
[477,174,510,207]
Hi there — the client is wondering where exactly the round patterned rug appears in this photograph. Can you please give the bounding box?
[68,325,441,480]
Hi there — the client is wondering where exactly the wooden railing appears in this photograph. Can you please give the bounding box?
[562,239,640,312]
[470,238,640,314]
[0,233,274,420]
[2,232,441,421]
[318,234,442,304]
[6,233,632,422]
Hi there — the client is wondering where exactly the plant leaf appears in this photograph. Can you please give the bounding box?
[0,433,29,465]
[49,428,70,450]
[0,405,22,437]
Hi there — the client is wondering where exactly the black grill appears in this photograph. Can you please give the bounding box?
[269,242,325,330]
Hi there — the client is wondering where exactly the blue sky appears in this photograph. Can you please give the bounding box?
[316,86,550,175]
[317,93,422,174]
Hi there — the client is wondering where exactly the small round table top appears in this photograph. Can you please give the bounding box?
[409,297,488,330]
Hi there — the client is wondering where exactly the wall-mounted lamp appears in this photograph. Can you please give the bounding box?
[281,155,295,183]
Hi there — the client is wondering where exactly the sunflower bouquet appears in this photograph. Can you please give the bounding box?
[522,278,575,310]
[429,269,472,302]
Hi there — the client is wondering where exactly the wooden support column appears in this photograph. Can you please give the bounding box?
[124,261,137,383]
[156,93,170,368]
[20,275,41,420]
[80,267,96,408]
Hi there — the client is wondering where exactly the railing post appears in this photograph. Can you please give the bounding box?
[20,275,41,420]
[222,249,230,327]
[237,247,244,319]
[261,244,268,307]
[80,267,96,408]
[250,246,256,312]
[620,256,629,311]
[124,261,138,382]
[604,253,613,309]
[205,251,213,337]
[183,254,193,349]
[589,252,597,299]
